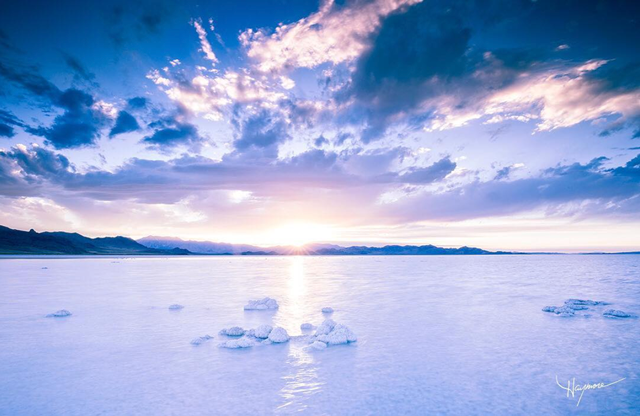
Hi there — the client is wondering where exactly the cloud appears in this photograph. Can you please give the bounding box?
[0,61,61,100]
[30,88,110,149]
[109,111,140,137]
[314,134,329,147]
[106,0,175,46]
[143,114,204,152]
[343,0,472,141]
[240,0,421,72]
[148,68,287,121]
[127,96,148,109]
[0,109,24,137]
[192,18,218,64]
[494,163,524,181]
[397,157,456,184]
[232,109,290,156]
[479,60,640,133]
[3,140,640,231]
[322,1,640,141]
[0,144,73,196]
[0,63,113,148]
[62,53,96,84]
[385,155,640,222]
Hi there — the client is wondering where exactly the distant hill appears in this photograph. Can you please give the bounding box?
[1,225,580,256]
[138,236,261,255]
[0,226,190,255]
[137,236,515,256]
[311,245,511,255]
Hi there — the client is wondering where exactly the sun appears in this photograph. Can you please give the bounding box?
[268,223,333,247]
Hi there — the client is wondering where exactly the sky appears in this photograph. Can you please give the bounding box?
[0,0,639,251]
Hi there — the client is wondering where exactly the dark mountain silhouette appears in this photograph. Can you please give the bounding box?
[137,236,515,255]
[310,245,510,255]
[0,226,190,255]
[17,225,636,256]
[138,236,341,255]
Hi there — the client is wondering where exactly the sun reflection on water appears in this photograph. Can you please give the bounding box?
[275,256,325,412]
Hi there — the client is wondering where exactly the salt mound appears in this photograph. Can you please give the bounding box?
[543,299,610,317]
[191,335,213,346]
[315,319,336,336]
[308,319,357,348]
[603,309,632,318]
[168,304,184,310]
[254,325,273,339]
[300,323,314,331]
[322,307,334,313]
[310,341,327,350]
[565,299,607,306]
[325,324,358,345]
[219,337,255,349]
[244,297,279,310]
[46,309,72,318]
[219,326,245,337]
[542,306,575,316]
[267,327,290,343]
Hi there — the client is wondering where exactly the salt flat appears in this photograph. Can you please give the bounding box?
[0,255,638,415]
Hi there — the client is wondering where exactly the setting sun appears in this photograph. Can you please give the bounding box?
[268,223,334,247]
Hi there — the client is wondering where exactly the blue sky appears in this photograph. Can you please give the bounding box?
[1,0,639,251]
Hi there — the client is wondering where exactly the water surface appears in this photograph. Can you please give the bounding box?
[0,255,638,415]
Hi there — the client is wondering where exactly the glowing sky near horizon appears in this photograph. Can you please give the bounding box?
[1,0,640,251]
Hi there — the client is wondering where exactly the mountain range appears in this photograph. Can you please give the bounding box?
[0,226,189,255]
[138,236,513,255]
[4,225,637,256]
[0,226,514,256]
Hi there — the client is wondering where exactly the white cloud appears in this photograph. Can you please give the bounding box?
[426,60,640,133]
[240,0,422,72]
[192,18,218,64]
[228,190,253,204]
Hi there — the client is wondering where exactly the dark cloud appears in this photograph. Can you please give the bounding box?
[3,140,640,226]
[0,63,110,148]
[335,132,352,145]
[0,145,73,196]
[0,109,24,137]
[398,157,456,184]
[340,1,474,141]
[0,28,20,53]
[610,154,640,179]
[62,53,96,84]
[335,0,640,142]
[598,117,638,139]
[343,146,410,177]
[233,109,290,156]
[314,135,329,147]
[109,111,140,137]
[280,149,338,171]
[31,149,348,203]
[127,96,148,109]
[0,124,13,138]
[389,155,640,222]
[30,88,108,149]
[106,0,177,46]
[494,166,512,181]
[143,120,204,151]
[354,3,470,89]
[0,61,61,101]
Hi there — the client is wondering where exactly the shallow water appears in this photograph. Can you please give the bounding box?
[0,255,639,415]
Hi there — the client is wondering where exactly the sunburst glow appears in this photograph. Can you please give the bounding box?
[267,223,334,247]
